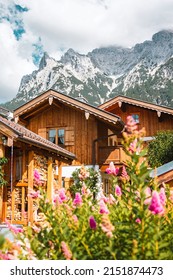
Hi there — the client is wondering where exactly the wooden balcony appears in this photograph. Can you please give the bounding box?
[98,145,127,169]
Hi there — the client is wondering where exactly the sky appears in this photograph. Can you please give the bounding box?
[1,0,173,104]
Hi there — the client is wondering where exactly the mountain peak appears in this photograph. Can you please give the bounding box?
[39,52,50,69]
[152,30,173,43]
[4,30,173,110]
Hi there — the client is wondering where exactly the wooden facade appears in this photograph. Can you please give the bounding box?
[99,95,173,187]
[0,115,75,225]
[14,89,124,170]
[99,95,173,136]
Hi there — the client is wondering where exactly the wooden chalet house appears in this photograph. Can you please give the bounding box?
[99,95,173,137]
[99,95,173,186]
[13,89,124,192]
[0,115,75,225]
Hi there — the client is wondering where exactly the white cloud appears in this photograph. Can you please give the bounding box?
[1,0,173,103]
[0,22,36,103]
[23,0,173,51]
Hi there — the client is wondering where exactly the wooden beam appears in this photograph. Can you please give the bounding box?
[28,151,34,225]
[22,103,50,120]
[0,143,5,158]
[22,149,27,182]
[47,157,53,200]
[58,161,63,189]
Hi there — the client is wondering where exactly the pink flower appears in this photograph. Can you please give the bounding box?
[89,216,97,229]
[33,169,41,185]
[121,165,129,179]
[59,188,67,202]
[72,215,78,225]
[99,200,109,214]
[108,194,116,204]
[5,219,24,234]
[73,192,82,206]
[135,218,141,224]
[148,190,164,215]
[106,162,119,176]
[144,187,152,205]
[0,252,11,260]
[34,169,40,180]
[81,184,91,196]
[99,192,109,203]
[28,190,41,199]
[61,241,72,260]
[100,215,114,238]
[129,138,140,154]
[159,187,166,206]
[115,185,122,196]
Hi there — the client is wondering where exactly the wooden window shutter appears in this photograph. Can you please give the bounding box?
[38,128,47,139]
[65,127,74,146]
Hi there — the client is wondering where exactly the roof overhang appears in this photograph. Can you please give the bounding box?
[0,116,75,162]
[14,89,124,131]
[99,95,173,116]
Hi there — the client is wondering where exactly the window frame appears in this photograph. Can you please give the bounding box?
[48,128,65,146]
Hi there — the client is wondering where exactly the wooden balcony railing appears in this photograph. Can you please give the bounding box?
[98,145,127,166]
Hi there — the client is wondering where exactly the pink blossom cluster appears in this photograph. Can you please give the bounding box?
[81,184,91,196]
[99,200,109,214]
[73,192,83,206]
[53,188,67,204]
[5,219,24,234]
[121,165,129,180]
[106,162,129,181]
[135,218,141,224]
[89,216,97,229]
[100,214,115,238]
[115,185,122,196]
[148,188,166,215]
[0,252,13,260]
[105,162,119,176]
[61,241,72,260]
[33,169,41,186]
[128,138,141,154]
[28,190,41,199]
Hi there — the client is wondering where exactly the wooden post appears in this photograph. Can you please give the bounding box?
[0,143,5,221]
[47,157,53,201]
[28,151,34,225]
[64,178,74,196]
[58,161,63,189]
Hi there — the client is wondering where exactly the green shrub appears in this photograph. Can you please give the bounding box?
[148,131,173,167]
[70,165,101,197]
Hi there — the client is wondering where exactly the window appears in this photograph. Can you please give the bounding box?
[48,127,74,146]
[131,114,140,123]
[48,128,65,145]
[58,129,65,145]
[48,129,56,144]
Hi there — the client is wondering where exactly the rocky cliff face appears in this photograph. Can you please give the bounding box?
[6,30,173,109]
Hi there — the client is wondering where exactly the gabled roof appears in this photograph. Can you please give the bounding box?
[0,115,75,162]
[99,95,173,116]
[14,89,124,131]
